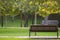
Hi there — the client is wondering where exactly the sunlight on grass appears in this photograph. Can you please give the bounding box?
[0,28,60,36]
[0,38,32,40]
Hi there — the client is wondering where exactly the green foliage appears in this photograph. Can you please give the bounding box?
[0,0,20,16]
[0,0,60,17]
[36,0,60,17]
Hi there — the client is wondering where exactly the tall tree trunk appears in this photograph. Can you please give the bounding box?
[34,12,37,25]
[0,16,1,24]
[5,16,8,24]
[58,14,60,27]
[1,16,3,28]
[11,15,14,22]
[20,13,22,27]
[32,14,35,24]
[24,14,28,27]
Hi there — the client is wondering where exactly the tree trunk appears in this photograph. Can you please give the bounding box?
[11,15,14,22]
[5,16,8,24]
[0,16,1,24]
[32,14,35,24]
[24,14,28,27]
[1,16,3,28]
[34,13,37,25]
[20,14,22,27]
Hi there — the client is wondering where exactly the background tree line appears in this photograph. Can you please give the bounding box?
[0,0,60,27]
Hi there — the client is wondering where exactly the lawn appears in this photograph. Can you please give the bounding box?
[0,27,60,36]
[0,38,32,40]
[0,18,59,36]
[0,38,60,40]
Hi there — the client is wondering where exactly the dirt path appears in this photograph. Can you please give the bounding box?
[0,36,60,38]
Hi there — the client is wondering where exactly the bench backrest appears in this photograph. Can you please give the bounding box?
[30,25,58,32]
[42,20,58,25]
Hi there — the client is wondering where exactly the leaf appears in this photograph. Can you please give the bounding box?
[29,1,33,5]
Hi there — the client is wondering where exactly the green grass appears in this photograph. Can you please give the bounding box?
[0,38,59,40]
[0,27,60,36]
[0,38,32,40]
[0,27,29,36]
[0,18,58,36]
[2,19,32,27]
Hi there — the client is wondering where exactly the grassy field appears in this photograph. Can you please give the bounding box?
[0,38,32,40]
[0,18,59,36]
[0,38,60,40]
[0,27,60,36]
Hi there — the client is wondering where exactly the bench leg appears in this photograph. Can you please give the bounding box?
[35,32,36,36]
[57,31,58,38]
[29,31,30,37]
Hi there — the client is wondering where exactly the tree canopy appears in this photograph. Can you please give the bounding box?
[0,0,60,17]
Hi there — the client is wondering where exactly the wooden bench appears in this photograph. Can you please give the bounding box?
[29,24,58,38]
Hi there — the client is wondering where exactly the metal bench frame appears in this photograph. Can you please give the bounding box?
[29,24,59,38]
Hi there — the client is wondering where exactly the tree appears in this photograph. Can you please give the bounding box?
[0,0,20,27]
[38,0,60,17]
[0,0,60,27]
[18,0,60,26]
[36,0,60,24]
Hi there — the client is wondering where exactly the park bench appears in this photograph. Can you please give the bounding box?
[42,20,58,25]
[29,20,59,38]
